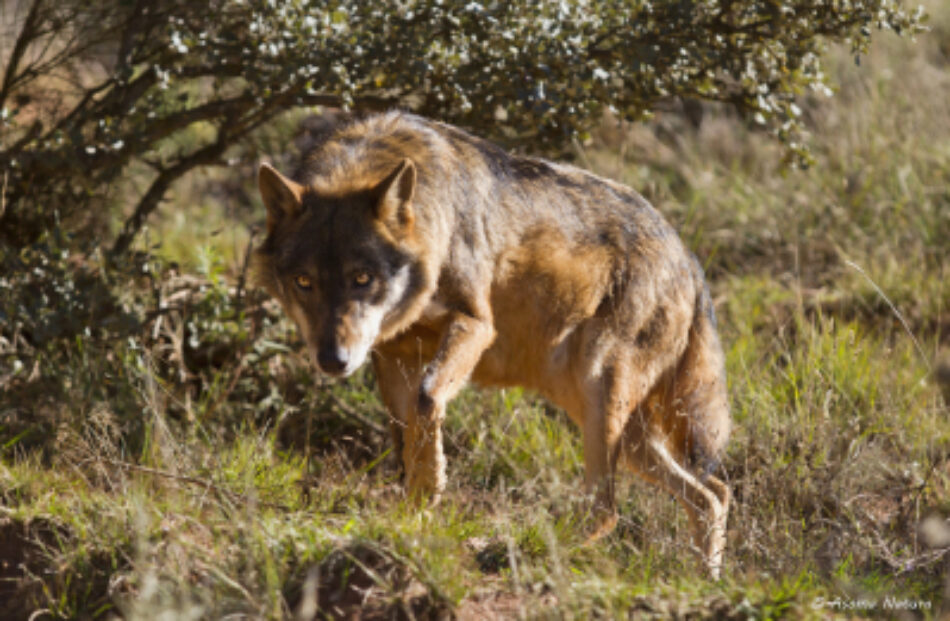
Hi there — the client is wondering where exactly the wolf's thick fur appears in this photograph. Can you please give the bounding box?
[251,112,731,576]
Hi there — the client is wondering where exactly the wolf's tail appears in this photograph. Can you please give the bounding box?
[673,260,731,476]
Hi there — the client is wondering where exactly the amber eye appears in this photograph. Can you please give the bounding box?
[353,272,373,288]
[294,275,312,290]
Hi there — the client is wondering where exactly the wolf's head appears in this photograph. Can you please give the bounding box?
[251,159,429,377]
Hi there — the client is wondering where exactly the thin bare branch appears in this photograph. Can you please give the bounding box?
[0,0,43,109]
[109,135,232,258]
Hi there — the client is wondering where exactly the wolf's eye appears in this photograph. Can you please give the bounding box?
[294,275,312,290]
[353,272,373,288]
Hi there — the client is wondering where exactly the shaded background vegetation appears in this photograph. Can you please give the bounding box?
[1,0,948,618]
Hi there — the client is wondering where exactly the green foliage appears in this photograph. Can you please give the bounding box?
[0,0,927,258]
[0,230,137,349]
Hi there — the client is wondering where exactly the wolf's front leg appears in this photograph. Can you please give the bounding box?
[372,350,446,500]
[372,351,423,482]
[403,399,448,502]
[407,310,495,500]
[417,311,495,415]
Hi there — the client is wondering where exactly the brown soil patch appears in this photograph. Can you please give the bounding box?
[289,542,452,620]
[0,517,63,620]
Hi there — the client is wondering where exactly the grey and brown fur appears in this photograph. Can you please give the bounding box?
[251,111,732,576]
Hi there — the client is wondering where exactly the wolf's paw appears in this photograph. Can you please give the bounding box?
[416,387,437,419]
[583,508,619,546]
[406,469,446,506]
[416,371,449,420]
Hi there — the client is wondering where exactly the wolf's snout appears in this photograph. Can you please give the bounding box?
[317,345,349,376]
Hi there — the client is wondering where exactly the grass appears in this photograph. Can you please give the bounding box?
[2,2,950,618]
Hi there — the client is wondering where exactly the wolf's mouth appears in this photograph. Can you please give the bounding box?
[312,344,370,378]
[317,346,349,376]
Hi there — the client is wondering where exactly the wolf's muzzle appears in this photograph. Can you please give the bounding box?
[317,345,349,376]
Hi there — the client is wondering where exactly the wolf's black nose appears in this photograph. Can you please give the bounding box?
[318,346,348,375]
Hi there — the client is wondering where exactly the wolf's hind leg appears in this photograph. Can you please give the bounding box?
[578,361,650,542]
[580,405,622,542]
[703,473,730,574]
[633,436,728,579]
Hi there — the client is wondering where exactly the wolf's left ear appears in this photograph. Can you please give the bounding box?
[374,158,416,233]
[259,163,304,233]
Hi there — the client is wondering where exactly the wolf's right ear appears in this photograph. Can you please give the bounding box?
[259,163,304,233]
[374,158,416,234]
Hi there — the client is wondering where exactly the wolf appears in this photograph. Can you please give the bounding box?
[251,111,731,577]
